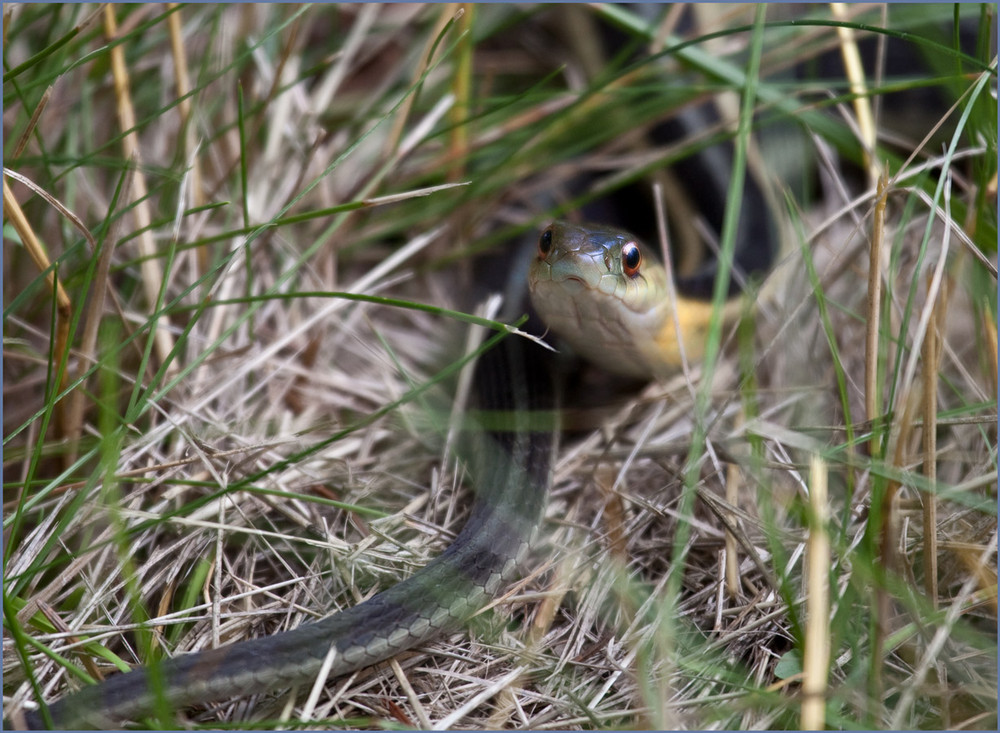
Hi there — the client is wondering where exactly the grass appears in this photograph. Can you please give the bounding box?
[4,3,997,730]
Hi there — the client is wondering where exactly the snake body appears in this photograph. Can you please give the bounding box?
[19,218,762,729]
[19,334,555,729]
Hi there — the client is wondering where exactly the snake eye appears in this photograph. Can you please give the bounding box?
[621,242,642,277]
[538,228,553,257]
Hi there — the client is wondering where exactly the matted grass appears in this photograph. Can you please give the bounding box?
[4,4,996,730]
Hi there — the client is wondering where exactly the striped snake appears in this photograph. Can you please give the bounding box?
[16,219,763,729]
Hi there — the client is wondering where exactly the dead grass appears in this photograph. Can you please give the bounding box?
[4,4,997,730]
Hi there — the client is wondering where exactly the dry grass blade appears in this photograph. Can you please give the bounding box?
[866,172,888,456]
[10,84,51,160]
[800,455,830,731]
[923,278,944,608]
[165,3,205,272]
[830,2,880,184]
[102,3,175,370]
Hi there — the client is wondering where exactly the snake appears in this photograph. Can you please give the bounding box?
[15,217,766,729]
